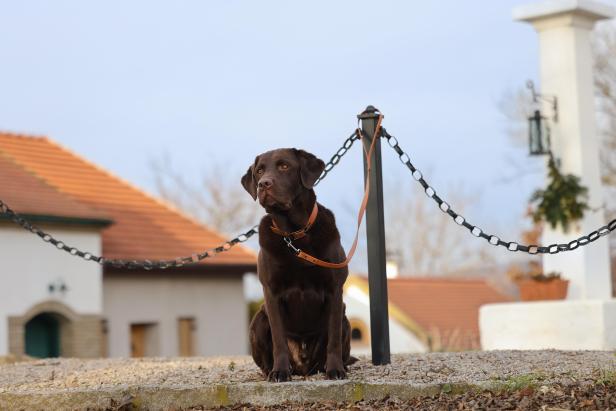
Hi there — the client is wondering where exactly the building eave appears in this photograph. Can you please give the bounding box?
[0,213,113,228]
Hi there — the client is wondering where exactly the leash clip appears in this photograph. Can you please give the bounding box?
[283,236,301,255]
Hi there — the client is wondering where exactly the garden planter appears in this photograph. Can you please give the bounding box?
[517,278,569,301]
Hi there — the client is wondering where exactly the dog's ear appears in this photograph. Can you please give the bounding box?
[295,149,325,189]
[241,157,259,200]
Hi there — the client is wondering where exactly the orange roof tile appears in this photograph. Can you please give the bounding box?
[0,153,109,223]
[0,132,256,269]
[386,277,511,349]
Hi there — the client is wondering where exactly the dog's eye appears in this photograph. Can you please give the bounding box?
[278,163,289,171]
[256,168,264,175]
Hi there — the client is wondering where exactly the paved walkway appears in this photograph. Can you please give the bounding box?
[0,351,614,410]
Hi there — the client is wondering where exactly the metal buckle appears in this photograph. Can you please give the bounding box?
[283,237,301,255]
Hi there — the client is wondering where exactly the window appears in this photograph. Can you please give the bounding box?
[351,327,363,341]
[178,317,196,356]
[101,319,108,358]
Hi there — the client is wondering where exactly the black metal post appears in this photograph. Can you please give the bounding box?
[358,105,391,365]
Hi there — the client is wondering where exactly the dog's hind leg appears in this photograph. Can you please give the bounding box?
[342,315,359,368]
[249,306,274,376]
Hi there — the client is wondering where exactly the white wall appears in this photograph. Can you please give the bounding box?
[0,223,103,355]
[344,285,427,355]
[103,274,248,357]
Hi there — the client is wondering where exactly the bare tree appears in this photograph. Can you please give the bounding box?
[593,22,616,224]
[496,88,545,185]
[150,154,262,236]
[498,87,535,149]
[382,179,494,276]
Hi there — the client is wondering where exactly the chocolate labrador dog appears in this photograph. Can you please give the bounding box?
[242,148,355,382]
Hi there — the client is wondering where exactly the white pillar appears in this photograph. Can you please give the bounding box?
[514,0,614,300]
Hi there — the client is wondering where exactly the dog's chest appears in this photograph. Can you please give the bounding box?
[279,281,328,331]
[279,284,325,305]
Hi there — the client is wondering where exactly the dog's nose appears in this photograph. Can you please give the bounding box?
[258,178,273,190]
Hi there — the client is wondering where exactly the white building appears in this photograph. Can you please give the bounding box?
[345,275,510,353]
[0,132,256,358]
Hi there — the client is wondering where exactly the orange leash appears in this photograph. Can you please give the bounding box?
[284,113,383,269]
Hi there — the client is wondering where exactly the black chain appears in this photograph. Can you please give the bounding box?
[382,128,616,255]
[0,198,258,270]
[313,130,360,186]
[0,131,359,269]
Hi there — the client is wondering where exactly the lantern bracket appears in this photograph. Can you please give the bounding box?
[526,80,558,122]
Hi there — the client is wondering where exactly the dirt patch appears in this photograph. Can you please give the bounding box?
[0,354,33,366]
[208,382,616,411]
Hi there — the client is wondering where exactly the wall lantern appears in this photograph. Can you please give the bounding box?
[528,109,551,156]
[526,80,558,156]
[48,279,69,295]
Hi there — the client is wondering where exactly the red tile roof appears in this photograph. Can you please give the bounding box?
[386,277,512,350]
[0,153,109,222]
[0,133,256,268]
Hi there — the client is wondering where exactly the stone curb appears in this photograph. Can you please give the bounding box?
[0,380,509,410]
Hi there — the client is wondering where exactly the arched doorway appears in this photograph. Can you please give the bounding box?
[25,313,61,358]
[349,318,370,347]
[9,300,104,358]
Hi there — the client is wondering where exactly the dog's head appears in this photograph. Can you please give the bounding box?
[241,149,325,212]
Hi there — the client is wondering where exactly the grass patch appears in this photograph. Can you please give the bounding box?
[595,369,616,387]
[490,373,546,393]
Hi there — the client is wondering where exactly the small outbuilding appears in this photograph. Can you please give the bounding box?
[0,132,256,359]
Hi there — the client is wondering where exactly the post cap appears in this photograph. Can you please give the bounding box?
[357,105,383,120]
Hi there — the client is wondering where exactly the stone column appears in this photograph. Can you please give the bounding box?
[514,0,614,300]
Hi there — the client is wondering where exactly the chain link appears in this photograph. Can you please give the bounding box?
[0,131,359,269]
[382,128,616,255]
[313,130,360,186]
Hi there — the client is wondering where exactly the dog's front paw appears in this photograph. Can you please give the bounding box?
[268,369,291,382]
[325,356,347,380]
[325,367,347,380]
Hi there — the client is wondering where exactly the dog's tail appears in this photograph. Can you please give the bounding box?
[345,356,359,366]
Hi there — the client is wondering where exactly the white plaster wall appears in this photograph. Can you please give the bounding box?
[344,285,426,355]
[0,223,103,355]
[103,274,248,357]
[480,300,616,350]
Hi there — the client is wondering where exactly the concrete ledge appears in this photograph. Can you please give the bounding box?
[480,299,616,350]
[1,351,614,410]
[0,381,469,410]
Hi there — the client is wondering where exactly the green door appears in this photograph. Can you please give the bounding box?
[25,313,60,358]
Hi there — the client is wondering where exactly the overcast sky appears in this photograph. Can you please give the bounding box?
[2,1,614,272]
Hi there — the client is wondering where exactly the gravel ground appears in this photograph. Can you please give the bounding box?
[0,350,613,393]
[0,351,614,410]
